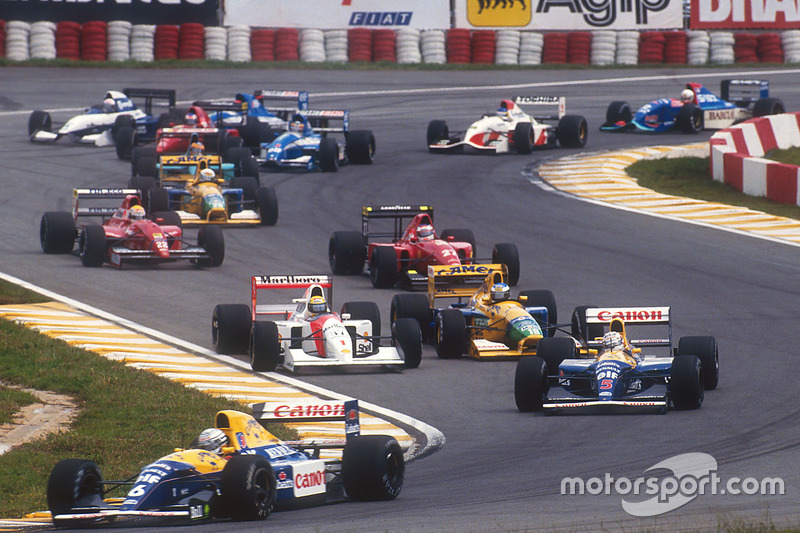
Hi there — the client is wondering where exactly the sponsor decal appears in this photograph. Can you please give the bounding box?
[271,402,346,419]
[593,308,668,322]
[707,109,737,121]
[467,0,532,26]
[691,0,800,28]
[293,461,327,497]
[349,11,413,25]
[254,275,330,285]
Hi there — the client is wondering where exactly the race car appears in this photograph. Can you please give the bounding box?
[211,274,422,372]
[390,264,557,360]
[29,88,176,148]
[426,96,588,154]
[328,205,521,289]
[600,79,786,134]
[258,110,375,172]
[514,306,720,414]
[46,400,405,527]
[39,188,224,268]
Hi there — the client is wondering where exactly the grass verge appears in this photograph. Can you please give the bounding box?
[0,282,293,518]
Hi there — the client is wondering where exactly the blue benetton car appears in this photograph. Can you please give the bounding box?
[600,79,784,134]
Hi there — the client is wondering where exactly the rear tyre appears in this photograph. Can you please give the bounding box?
[345,130,375,164]
[512,122,534,154]
[212,303,252,354]
[28,110,52,136]
[342,435,404,501]
[219,455,275,521]
[78,225,107,267]
[678,336,719,390]
[752,97,785,117]
[40,211,76,254]
[255,186,278,226]
[197,225,225,267]
[147,187,169,214]
[369,246,397,289]
[670,355,704,410]
[135,155,158,178]
[426,119,448,149]
[556,115,588,148]
[340,301,381,336]
[229,176,259,205]
[329,231,366,275]
[518,290,557,337]
[440,228,477,258]
[515,356,548,412]
[318,137,339,172]
[250,321,281,372]
[492,242,520,286]
[393,318,422,369]
[571,305,604,344]
[115,125,136,160]
[535,336,575,376]
[676,103,704,133]
[47,459,105,524]
[151,211,181,228]
[436,309,467,359]
[390,293,432,339]
[111,114,136,141]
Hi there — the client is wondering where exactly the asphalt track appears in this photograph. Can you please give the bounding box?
[1,66,800,532]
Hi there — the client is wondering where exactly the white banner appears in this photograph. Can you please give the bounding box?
[223,0,451,30]
[454,0,683,30]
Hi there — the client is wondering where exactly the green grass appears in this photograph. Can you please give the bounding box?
[0,387,38,425]
[0,283,294,518]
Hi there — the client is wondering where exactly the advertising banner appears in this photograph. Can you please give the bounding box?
[223,0,450,30]
[690,0,800,29]
[0,0,219,25]
[453,0,683,30]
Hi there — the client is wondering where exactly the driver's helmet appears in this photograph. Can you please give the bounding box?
[196,428,228,454]
[189,142,204,156]
[185,112,198,125]
[490,282,510,302]
[417,224,435,241]
[308,295,327,315]
[130,205,146,220]
[497,99,514,119]
[199,167,216,182]
[602,331,624,352]
[289,119,305,133]
[103,97,115,112]
[680,88,695,103]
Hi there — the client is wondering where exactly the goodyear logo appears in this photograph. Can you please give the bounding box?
[467,0,531,27]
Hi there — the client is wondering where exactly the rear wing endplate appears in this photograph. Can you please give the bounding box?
[514,96,566,120]
[254,89,309,111]
[123,88,177,115]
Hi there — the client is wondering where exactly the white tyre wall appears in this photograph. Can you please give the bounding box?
[709,31,734,64]
[107,20,132,61]
[130,24,155,62]
[227,25,251,62]
[518,32,543,65]
[421,30,446,64]
[300,28,325,62]
[29,21,56,60]
[325,29,348,62]
[495,30,520,65]
[591,31,616,65]
[204,26,227,60]
[396,28,421,63]
[616,31,639,65]
[6,21,31,61]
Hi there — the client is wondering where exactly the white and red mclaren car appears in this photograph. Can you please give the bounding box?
[426,96,588,154]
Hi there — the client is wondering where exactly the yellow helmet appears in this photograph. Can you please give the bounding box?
[130,205,146,220]
[308,295,327,314]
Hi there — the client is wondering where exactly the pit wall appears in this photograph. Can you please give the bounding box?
[709,113,800,206]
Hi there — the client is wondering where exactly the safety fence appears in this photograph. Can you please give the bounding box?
[3,21,800,65]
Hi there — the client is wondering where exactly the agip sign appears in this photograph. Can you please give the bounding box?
[690,0,800,28]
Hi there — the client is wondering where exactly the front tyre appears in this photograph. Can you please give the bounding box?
[318,137,339,172]
[340,301,381,336]
[40,211,76,254]
[436,309,467,359]
[393,318,422,369]
[678,336,719,390]
[515,356,548,412]
[345,130,375,164]
[513,122,534,154]
[78,225,107,267]
[556,115,588,148]
[676,103,704,133]
[426,119,449,149]
[197,225,225,267]
[329,231,366,275]
[250,321,281,372]
[343,435,404,501]
[47,459,105,524]
[255,186,278,226]
[369,246,397,289]
[212,303,252,354]
[670,355,704,410]
[219,455,276,521]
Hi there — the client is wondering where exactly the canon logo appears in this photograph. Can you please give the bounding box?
[596,310,663,322]
[295,470,325,488]
[272,403,345,418]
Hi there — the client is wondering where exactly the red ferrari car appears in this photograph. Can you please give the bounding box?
[328,205,520,289]
[40,189,224,268]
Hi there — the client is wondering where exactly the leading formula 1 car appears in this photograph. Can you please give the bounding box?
[211,274,422,372]
[39,189,224,268]
[600,79,785,134]
[46,400,405,527]
[328,205,521,289]
[29,88,176,148]
[390,264,557,360]
[514,306,719,414]
[427,96,588,154]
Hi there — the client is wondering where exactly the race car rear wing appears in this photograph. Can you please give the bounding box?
[514,96,566,121]
[122,88,177,116]
[427,263,507,307]
[361,205,433,242]
[72,188,140,221]
[251,274,333,321]
[584,306,672,350]
[253,89,309,115]
[299,109,350,134]
[190,100,249,127]
[720,79,769,105]
[252,398,361,445]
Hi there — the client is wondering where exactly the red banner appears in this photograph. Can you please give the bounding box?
[691,0,800,29]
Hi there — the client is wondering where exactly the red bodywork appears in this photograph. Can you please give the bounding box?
[103,195,182,263]
[155,105,239,154]
[366,212,473,273]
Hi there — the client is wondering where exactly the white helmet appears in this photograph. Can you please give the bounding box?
[602,331,624,351]
[196,428,227,454]
[199,168,216,182]
[103,97,115,112]
[680,89,694,103]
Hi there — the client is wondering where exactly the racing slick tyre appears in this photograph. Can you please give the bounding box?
[426,119,448,149]
[435,309,467,359]
[676,103,704,133]
[28,110,52,136]
[329,231,366,275]
[512,122,534,154]
[605,101,632,125]
[571,305,604,344]
[342,435,404,501]
[369,246,398,289]
[219,455,276,521]
[518,290,557,337]
[390,293,432,339]
[157,111,182,130]
[114,125,136,160]
[556,115,588,148]
[229,176,259,204]
[345,130,376,164]
[128,176,156,203]
[147,187,169,214]
[151,211,181,228]
[393,318,422,369]
[197,225,225,267]
[224,147,257,180]
[240,155,260,182]
[40,211,76,254]
[111,114,136,141]
[47,459,105,526]
[78,225,107,267]
[440,228,477,259]
[514,356,548,412]
[678,335,719,390]
[256,186,278,226]
[341,301,382,336]
[212,303,252,354]
[239,115,267,148]
[318,137,339,172]
[131,146,157,177]
[535,336,575,376]
[670,355,704,410]
[752,97,785,117]
[492,242,520,286]
[250,320,281,372]
[134,155,158,178]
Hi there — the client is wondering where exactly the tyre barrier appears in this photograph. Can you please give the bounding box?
[4,21,800,65]
[710,112,800,206]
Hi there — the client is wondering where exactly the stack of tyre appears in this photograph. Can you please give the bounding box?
[372,29,396,62]
[130,24,155,62]
[250,28,275,61]
[107,20,132,61]
[663,31,687,63]
[757,33,783,62]
[274,28,299,61]
[615,31,639,65]
[204,26,227,60]
[299,28,325,62]
[446,28,471,63]
[566,31,591,64]
[709,31,735,63]
[638,31,665,63]
[687,30,710,65]
[396,28,421,64]
[518,32,543,65]
[590,31,615,66]
[471,30,495,64]
[227,25,251,62]
[5,20,30,61]
[348,28,372,62]
[542,32,567,63]
[324,29,348,62]
[782,30,800,63]
[0,20,5,58]
[154,24,179,60]
[29,21,56,60]
[178,22,204,60]
[494,30,520,65]
[734,32,759,62]
[420,29,446,64]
